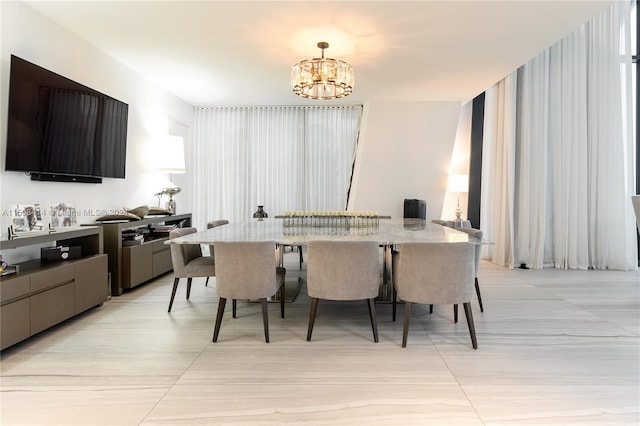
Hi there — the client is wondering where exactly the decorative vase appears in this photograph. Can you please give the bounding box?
[253,205,268,220]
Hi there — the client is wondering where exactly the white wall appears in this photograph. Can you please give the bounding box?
[349,101,462,220]
[0,1,194,249]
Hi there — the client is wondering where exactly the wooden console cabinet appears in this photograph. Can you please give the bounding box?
[91,214,191,296]
[0,227,108,351]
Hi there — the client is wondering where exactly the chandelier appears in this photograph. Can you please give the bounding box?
[291,42,354,100]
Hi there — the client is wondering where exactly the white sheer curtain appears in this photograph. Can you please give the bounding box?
[304,108,361,211]
[191,106,361,230]
[481,1,637,270]
[481,74,517,267]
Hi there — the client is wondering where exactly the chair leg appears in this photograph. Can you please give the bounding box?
[298,245,303,269]
[186,278,193,299]
[168,277,180,312]
[232,299,237,318]
[454,304,458,323]
[367,298,379,343]
[212,297,226,342]
[307,297,319,341]
[205,277,209,287]
[392,285,397,322]
[463,302,478,349]
[280,283,285,319]
[429,304,433,314]
[260,298,270,343]
[402,301,412,347]
[475,277,484,312]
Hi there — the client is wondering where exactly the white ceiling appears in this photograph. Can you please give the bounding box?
[24,0,614,107]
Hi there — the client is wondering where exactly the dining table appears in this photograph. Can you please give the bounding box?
[166,218,482,301]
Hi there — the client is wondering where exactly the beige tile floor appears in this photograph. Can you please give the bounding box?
[1,255,639,425]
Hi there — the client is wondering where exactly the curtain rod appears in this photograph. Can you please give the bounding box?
[196,105,363,111]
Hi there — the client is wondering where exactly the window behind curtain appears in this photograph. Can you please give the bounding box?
[191,106,362,228]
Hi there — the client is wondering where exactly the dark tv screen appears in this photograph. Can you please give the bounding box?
[5,55,128,181]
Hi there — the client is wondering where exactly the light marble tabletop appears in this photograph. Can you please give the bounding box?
[166,218,477,246]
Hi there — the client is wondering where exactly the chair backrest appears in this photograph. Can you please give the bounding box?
[169,227,203,276]
[206,219,229,257]
[213,241,278,299]
[394,242,474,305]
[453,228,482,275]
[632,196,640,233]
[207,219,230,229]
[307,240,380,301]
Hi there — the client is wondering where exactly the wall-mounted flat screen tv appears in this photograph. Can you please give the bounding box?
[5,55,128,183]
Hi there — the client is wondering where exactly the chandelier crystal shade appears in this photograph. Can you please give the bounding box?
[291,42,354,100]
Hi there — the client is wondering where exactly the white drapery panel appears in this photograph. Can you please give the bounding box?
[481,1,637,270]
[304,108,361,211]
[480,74,517,267]
[192,106,361,230]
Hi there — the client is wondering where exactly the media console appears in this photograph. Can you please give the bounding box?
[0,227,108,351]
[86,213,192,296]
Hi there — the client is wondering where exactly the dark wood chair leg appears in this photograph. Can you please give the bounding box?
[260,298,269,343]
[429,304,433,314]
[212,297,226,342]
[367,298,379,343]
[186,278,193,299]
[402,301,412,347]
[463,302,478,349]
[475,277,484,312]
[392,285,397,322]
[205,277,209,287]
[168,277,180,312]
[298,245,303,269]
[232,299,237,318]
[280,283,285,319]
[307,297,319,341]
[454,304,458,323]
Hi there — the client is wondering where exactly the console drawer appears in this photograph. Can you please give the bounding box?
[30,264,74,293]
[30,282,75,335]
[1,275,30,305]
[152,249,172,276]
[1,298,30,350]
[122,244,153,288]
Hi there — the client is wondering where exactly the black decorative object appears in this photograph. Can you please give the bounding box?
[403,199,426,220]
[253,205,268,220]
[41,246,81,263]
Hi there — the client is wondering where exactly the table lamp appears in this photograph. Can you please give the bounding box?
[156,135,185,213]
[448,174,469,222]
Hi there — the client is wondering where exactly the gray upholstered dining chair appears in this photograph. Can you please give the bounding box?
[392,242,477,349]
[205,219,229,286]
[450,227,484,317]
[306,240,380,342]
[212,241,285,343]
[168,227,216,312]
[421,224,483,319]
[207,219,230,229]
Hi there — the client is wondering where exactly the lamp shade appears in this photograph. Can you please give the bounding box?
[448,174,469,193]
[156,135,185,173]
